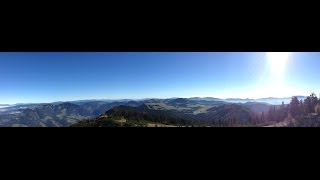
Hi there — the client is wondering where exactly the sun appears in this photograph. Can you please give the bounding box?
[266,52,291,76]
[260,52,292,97]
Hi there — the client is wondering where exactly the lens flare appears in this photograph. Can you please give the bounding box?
[266,52,291,76]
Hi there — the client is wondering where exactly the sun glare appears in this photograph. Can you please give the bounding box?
[266,52,291,76]
[254,52,293,98]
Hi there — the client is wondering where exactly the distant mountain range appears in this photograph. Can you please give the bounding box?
[0,96,309,127]
[0,101,145,127]
[0,104,11,107]
[188,96,307,104]
[6,96,307,106]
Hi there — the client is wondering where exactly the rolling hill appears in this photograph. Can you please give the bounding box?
[0,97,292,127]
[0,101,145,127]
[72,102,258,127]
[0,103,92,127]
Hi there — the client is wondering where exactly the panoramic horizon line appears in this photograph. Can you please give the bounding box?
[2,94,310,105]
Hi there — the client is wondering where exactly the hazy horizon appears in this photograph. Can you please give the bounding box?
[1,52,319,104]
[0,94,313,105]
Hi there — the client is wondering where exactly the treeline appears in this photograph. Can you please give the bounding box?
[72,94,320,127]
[106,105,197,126]
[253,93,320,125]
[71,105,193,127]
[73,104,258,127]
[106,105,262,127]
[290,93,319,116]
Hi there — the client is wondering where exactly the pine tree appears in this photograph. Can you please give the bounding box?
[299,100,304,115]
[304,96,312,114]
[310,93,318,113]
[290,96,300,118]
[278,101,287,121]
[267,106,277,122]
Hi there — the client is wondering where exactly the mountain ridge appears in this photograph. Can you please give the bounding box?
[6,96,308,106]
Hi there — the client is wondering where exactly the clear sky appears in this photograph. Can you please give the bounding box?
[0,52,319,104]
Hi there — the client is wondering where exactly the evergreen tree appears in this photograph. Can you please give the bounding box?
[267,106,276,122]
[310,93,318,113]
[299,100,304,115]
[304,96,312,114]
[290,96,300,118]
[278,101,287,121]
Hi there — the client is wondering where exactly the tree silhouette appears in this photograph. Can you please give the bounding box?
[310,93,318,113]
[299,100,304,115]
[303,93,318,114]
[290,96,300,118]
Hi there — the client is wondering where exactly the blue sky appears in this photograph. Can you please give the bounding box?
[0,52,319,104]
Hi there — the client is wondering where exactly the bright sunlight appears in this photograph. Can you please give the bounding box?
[266,52,291,76]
